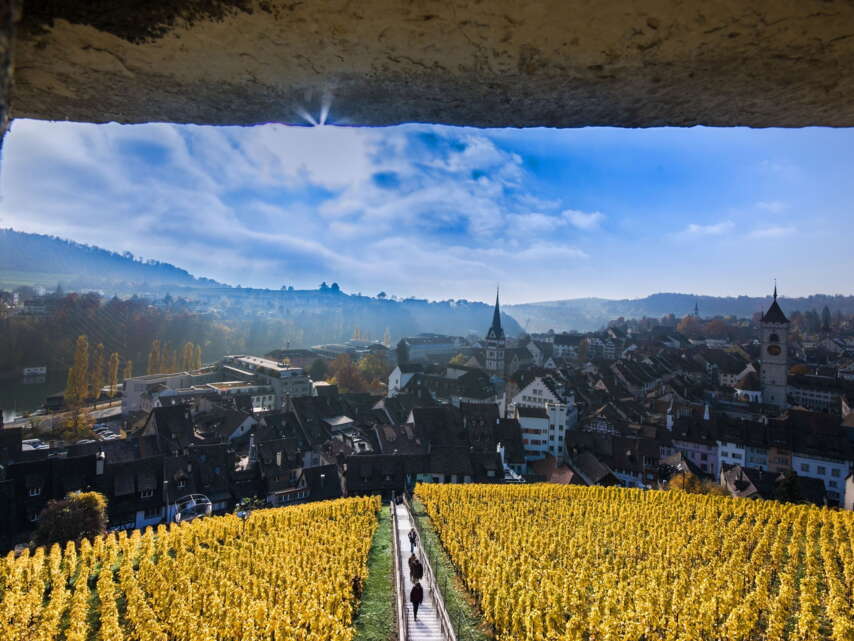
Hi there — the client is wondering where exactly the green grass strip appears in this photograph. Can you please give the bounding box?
[412,498,492,641]
[353,507,395,641]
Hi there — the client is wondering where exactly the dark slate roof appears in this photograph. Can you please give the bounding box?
[762,299,789,324]
[146,404,195,449]
[373,423,428,456]
[303,464,342,500]
[569,451,618,486]
[429,446,474,476]
[494,418,525,465]
[258,411,310,449]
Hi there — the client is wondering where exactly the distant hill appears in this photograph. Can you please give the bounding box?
[0,228,522,342]
[507,292,854,333]
[0,228,220,291]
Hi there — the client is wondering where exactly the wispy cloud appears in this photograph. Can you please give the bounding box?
[562,209,605,230]
[2,120,852,302]
[0,120,605,302]
[756,200,787,213]
[749,225,796,239]
[679,221,734,236]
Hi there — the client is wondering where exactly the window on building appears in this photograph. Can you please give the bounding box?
[721,451,729,457]
[817,466,827,475]
[800,464,809,472]
[732,453,742,460]
[831,468,840,477]
[828,480,837,488]
[176,479,186,488]
[701,454,708,461]
[140,489,154,499]
[28,487,41,497]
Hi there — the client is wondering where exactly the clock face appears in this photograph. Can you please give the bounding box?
[767,344,782,356]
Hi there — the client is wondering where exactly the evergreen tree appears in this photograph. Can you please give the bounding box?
[308,358,328,381]
[147,339,161,375]
[108,352,120,398]
[90,342,105,400]
[821,305,832,333]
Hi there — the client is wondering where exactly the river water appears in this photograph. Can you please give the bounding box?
[0,371,68,423]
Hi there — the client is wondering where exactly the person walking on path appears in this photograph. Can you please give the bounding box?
[408,527,418,553]
[410,580,424,621]
[408,553,418,582]
[412,557,424,583]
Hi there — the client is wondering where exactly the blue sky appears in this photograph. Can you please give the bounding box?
[1,120,852,304]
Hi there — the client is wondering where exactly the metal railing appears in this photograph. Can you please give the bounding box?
[403,494,458,641]
[390,494,408,641]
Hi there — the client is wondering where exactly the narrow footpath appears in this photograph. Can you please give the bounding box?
[394,502,445,641]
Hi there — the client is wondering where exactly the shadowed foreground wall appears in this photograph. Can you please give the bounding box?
[5,0,854,128]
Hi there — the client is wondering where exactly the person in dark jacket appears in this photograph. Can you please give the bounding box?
[408,528,418,553]
[408,553,418,582]
[410,580,423,621]
[412,558,424,582]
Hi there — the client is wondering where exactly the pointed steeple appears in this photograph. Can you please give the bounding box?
[762,280,789,324]
[486,287,505,341]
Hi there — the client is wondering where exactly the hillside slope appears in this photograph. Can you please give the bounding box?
[507,292,854,332]
[0,228,219,290]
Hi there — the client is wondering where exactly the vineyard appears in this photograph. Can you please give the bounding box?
[418,484,854,641]
[0,496,380,641]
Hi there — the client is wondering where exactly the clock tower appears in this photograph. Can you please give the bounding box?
[760,284,789,408]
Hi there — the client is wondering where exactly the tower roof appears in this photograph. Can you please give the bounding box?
[486,288,505,341]
[761,284,789,324]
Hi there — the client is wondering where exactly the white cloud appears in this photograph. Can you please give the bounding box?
[749,225,796,239]
[680,221,734,236]
[756,200,787,213]
[563,209,605,230]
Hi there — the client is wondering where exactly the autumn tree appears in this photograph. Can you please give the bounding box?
[668,473,728,496]
[65,334,90,403]
[181,341,194,371]
[676,315,703,339]
[89,342,105,400]
[147,339,161,375]
[108,352,120,397]
[193,344,203,369]
[328,354,367,393]
[123,359,133,381]
[32,491,108,547]
[449,353,468,366]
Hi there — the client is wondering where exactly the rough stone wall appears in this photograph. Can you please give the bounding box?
[10,0,854,128]
[0,1,20,143]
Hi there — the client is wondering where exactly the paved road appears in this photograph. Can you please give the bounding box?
[395,502,445,641]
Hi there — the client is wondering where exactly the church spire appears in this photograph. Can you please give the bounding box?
[492,287,502,332]
[486,286,505,341]
[773,279,777,302]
